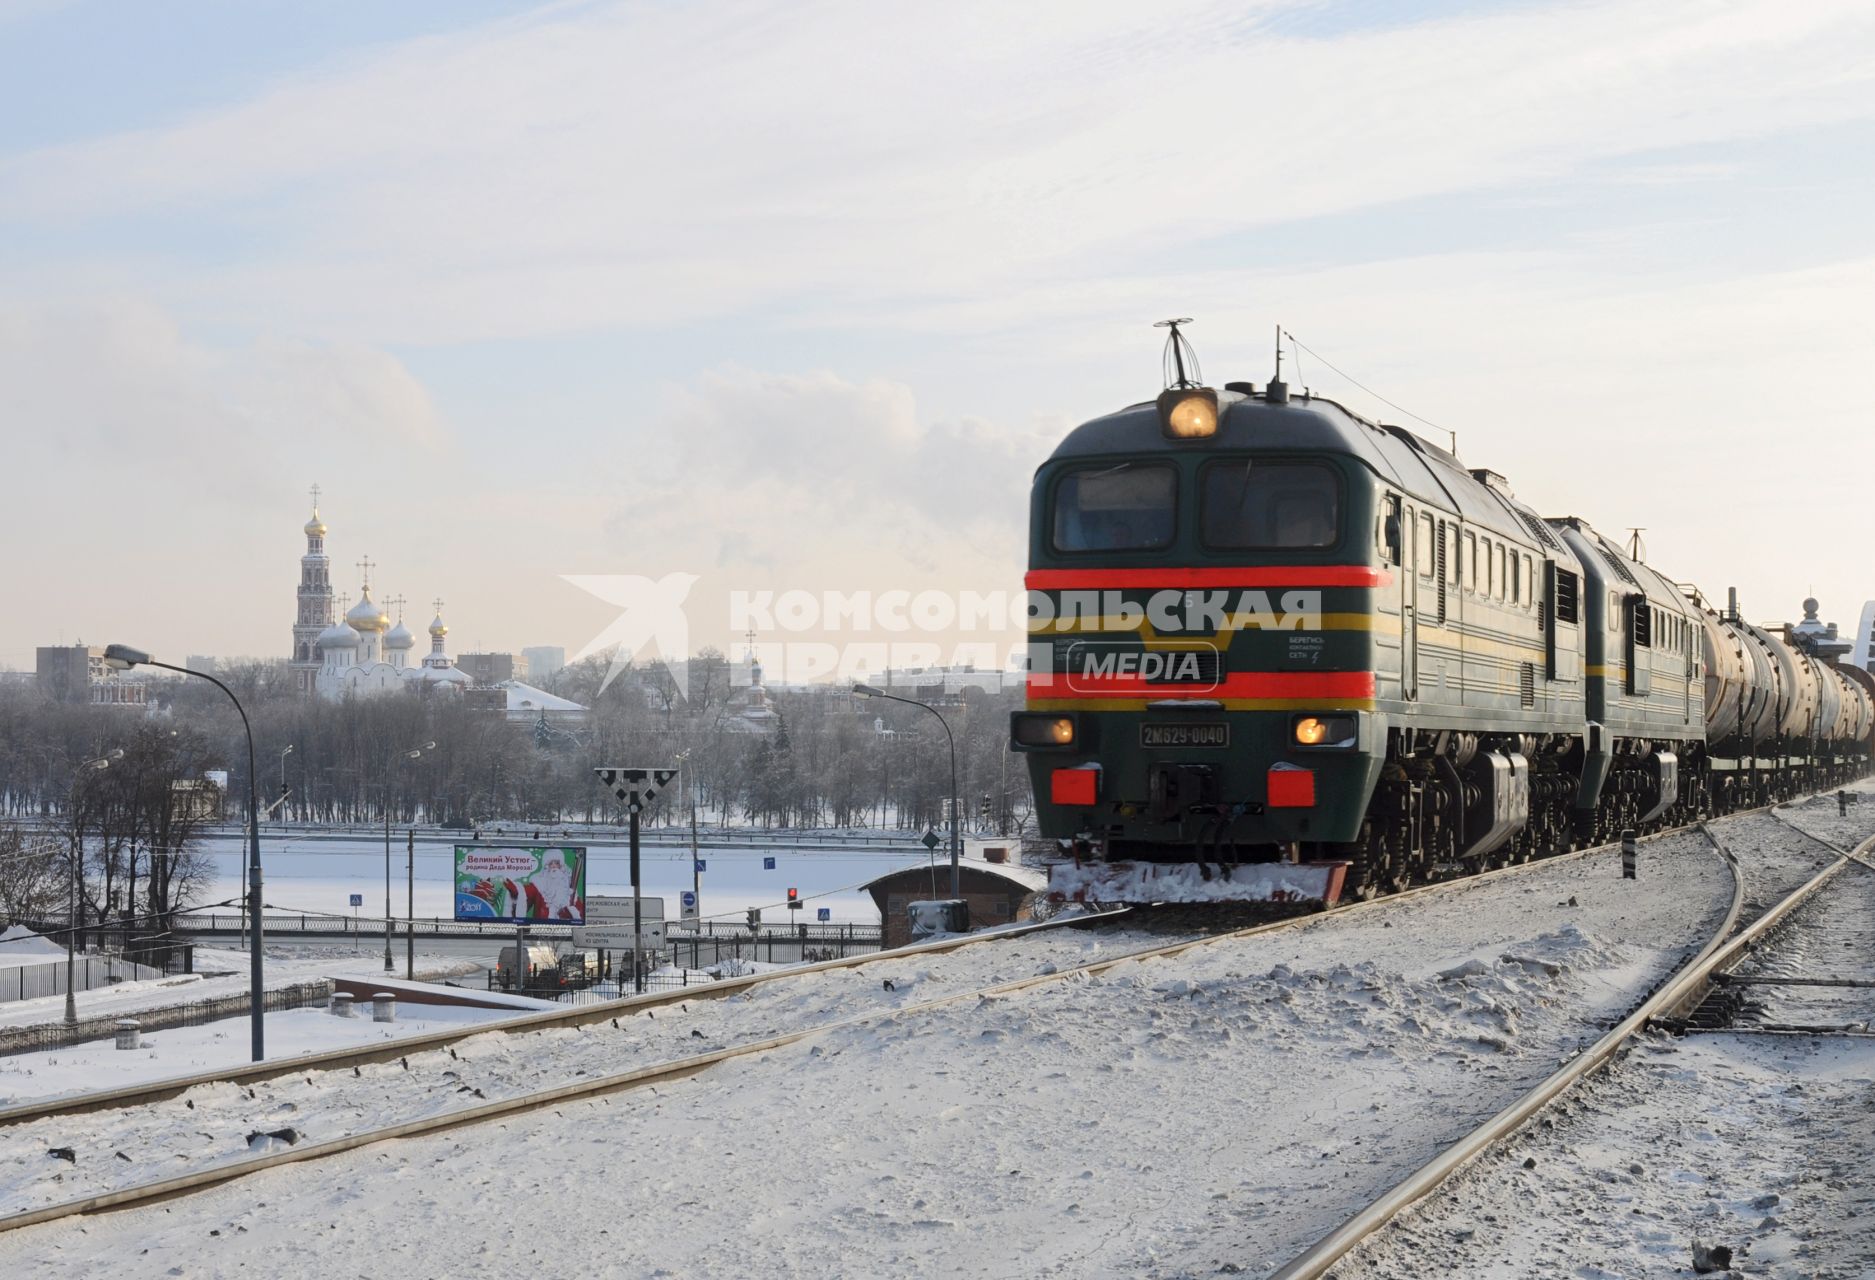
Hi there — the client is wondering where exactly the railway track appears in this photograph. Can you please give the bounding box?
[1265,811,1875,1280]
[0,810,1754,1238]
[0,906,1124,1127]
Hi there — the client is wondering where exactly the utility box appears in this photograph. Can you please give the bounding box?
[907,899,969,940]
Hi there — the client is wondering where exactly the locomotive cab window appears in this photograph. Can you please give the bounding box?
[1051,463,1176,552]
[1199,460,1340,549]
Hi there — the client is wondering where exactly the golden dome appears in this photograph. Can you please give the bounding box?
[346,588,390,632]
[304,509,328,537]
[428,613,449,638]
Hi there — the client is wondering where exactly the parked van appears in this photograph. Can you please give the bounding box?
[496,942,559,986]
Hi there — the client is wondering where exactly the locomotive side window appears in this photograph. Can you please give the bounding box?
[1199,461,1340,549]
[1051,463,1176,552]
[1463,532,1477,591]
[1493,544,1506,600]
[1417,514,1435,578]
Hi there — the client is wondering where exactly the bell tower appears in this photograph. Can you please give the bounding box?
[291,484,336,696]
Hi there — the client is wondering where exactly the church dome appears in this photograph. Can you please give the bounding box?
[385,620,416,650]
[304,510,328,537]
[317,621,361,650]
[428,613,449,638]
[346,589,390,633]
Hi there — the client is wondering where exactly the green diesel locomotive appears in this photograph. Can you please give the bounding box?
[1011,331,1874,906]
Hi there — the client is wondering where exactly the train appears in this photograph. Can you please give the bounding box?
[1010,326,1874,907]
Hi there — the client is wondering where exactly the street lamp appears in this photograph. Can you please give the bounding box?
[854,683,961,898]
[386,743,435,973]
[278,745,294,822]
[64,748,121,1027]
[104,643,267,1062]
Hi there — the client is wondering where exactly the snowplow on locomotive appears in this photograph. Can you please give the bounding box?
[1012,324,1874,908]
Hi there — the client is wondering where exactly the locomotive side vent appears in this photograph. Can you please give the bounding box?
[1436,526,1448,623]
[1520,662,1536,708]
[1553,569,1580,624]
[1517,509,1561,550]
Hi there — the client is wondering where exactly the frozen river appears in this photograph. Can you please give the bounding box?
[189,829,945,926]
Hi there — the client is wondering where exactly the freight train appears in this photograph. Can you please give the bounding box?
[1011,327,1874,906]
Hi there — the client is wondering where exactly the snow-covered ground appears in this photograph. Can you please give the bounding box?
[0,818,1752,1276]
[0,1002,520,1107]
[1344,798,1875,1280]
[0,945,480,1035]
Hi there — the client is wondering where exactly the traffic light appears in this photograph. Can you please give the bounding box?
[787,887,802,910]
[746,907,761,931]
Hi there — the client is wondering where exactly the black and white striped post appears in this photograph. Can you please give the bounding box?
[1621,829,1638,880]
[595,766,678,994]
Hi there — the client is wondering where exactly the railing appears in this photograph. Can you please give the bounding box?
[168,914,886,945]
[0,954,167,1006]
[0,981,332,1057]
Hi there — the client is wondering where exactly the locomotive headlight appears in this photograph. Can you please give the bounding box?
[1157,387,1219,439]
[1012,713,1078,749]
[1293,714,1356,748]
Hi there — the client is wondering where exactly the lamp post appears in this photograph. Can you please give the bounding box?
[63,749,121,1027]
[854,684,960,898]
[384,743,436,972]
[103,644,266,1062]
[278,745,293,824]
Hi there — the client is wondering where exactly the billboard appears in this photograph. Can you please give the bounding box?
[453,846,587,923]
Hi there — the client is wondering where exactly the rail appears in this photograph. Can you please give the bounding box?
[0,812,1751,1231]
[1265,815,1874,1280]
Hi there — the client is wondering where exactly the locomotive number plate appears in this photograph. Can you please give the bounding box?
[1140,723,1229,748]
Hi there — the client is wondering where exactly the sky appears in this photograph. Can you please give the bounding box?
[2,0,1873,672]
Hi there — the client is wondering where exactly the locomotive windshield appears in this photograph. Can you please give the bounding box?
[1200,460,1340,548]
[1051,463,1175,552]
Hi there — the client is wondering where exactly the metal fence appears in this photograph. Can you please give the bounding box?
[0,953,167,1006]
[0,981,333,1057]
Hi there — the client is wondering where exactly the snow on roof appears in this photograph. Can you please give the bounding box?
[0,926,65,957]
[861,855,1048,893]
[498,680,588,714]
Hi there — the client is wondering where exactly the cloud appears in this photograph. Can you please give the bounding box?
[4,0,1873,343]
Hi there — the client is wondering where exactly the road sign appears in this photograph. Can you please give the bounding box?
[593,766,679,814]
[572,895,666,949]
[921,829,940,850]
[763,856,776,870]
[817,908,831,922]
[349,894,363,908]
[695,858,706,873]
[680,890,698,922]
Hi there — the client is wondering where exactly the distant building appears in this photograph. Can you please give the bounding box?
[184,655,218,678]
[1851,601,1875,672]
[522,646,565,682]
[34,645,148,707]
[36,645,102,704]
[462,679,588,721]
[1789,598,1853,663]
[456,652,517,686]
[288,490,471,700]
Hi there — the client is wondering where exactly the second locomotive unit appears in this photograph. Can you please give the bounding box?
[1011,325,1873,906]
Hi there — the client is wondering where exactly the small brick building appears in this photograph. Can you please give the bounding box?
[862,852,1048,949]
